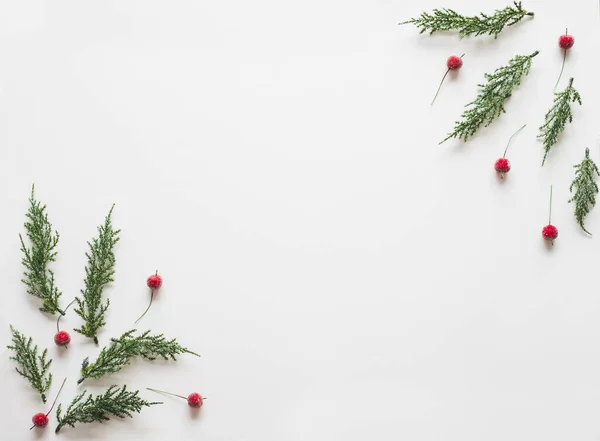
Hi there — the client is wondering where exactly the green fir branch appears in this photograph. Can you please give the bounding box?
[400,1,534,38]
[73,206,120,344]
[538,77,582,165]
[55,385,161,433]
[569,148,599,235]
[19,186,65,316]
[7,326,52,403]
[441,51,538,144]
[78,329,200,384]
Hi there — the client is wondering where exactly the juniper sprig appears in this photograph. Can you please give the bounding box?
[400,2,534,38]
[441,51,538,144]
[538,77,582,165]
[569,148,599,235]
[78,329,200,384]
[73,206,120,344]
[7,326,52,403]
[55,385,161,433]
[19,186,65,316]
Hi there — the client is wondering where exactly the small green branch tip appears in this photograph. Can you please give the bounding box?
[539,77,582,165]
[73,205,120,342]
[77,330,200,384]
[440,50,538,144]
[55,386,162,432]
[568,148,599,235]
[20,186,66,316]
[400,2,534,38]
[7,325,53,403]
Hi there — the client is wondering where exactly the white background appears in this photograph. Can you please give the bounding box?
[0,1,599,440]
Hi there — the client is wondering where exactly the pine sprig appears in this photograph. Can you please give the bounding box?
[569,148,599,235]
[73,206,120,344]
[441,51,538,144]
[538,77,582,165]
[400,2,534,38]
[19,186,65,316]
[7,325,52,403]
[55,385,161,433]
[78,329,200,384]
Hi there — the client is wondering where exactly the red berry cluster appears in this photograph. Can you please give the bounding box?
[32,412,49,428]
[446,55,463,70]
[542,224,559,241]
[559,32,574,50]
[54,331,70,346]
[147,273,163,289]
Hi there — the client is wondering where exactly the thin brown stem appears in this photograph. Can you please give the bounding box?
[549,185,553,224]
[555,50,567,90]
[431,69,450,106]
[56,299,76,332]
[135,290,154,324]
[146,388,186,400]
[46,377,67,416]
[503,124,526,157]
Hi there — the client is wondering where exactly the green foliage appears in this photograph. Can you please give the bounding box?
[7,326,52,403]
[441,51,538,144]
[19,186,65,316]
[400,1,533,38]
[78,329,200,384]
[538,78,582,165]
[55,385,161,433]
[73,206,120,344]
[569,148,599,235]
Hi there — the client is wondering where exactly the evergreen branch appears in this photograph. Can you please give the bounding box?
[73,205,120,344]
[400,1,534,38]
[19,186,65,316]
[55,385,161,433]
[441,51,538,143]
[7,326,52,403]
[569,148,599,235]
[78,329,200,384]
[538,77,582,165]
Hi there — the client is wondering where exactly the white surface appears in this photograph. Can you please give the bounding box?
[0,1,599,440]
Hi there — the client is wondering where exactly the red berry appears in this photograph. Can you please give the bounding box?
[32,413,48,428]
[54,331,71,346]
[147,274,163,289]
[559,34,574,49]
[187,392,203,408]
[446,55,463,70]
[494,158,511,174]
[542,224,559,240]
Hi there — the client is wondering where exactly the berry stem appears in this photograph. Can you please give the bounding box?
[146,388,187,400]
[503,124,527,157]
[30,377,67,430]
[56,299,76,333]
[135,290,154,324]
[549,185,553,224]
[46,377,67,416]
[431,69,450,106]
[554,29,568,90]
[135,270,159,324]
[430,54,464,106]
